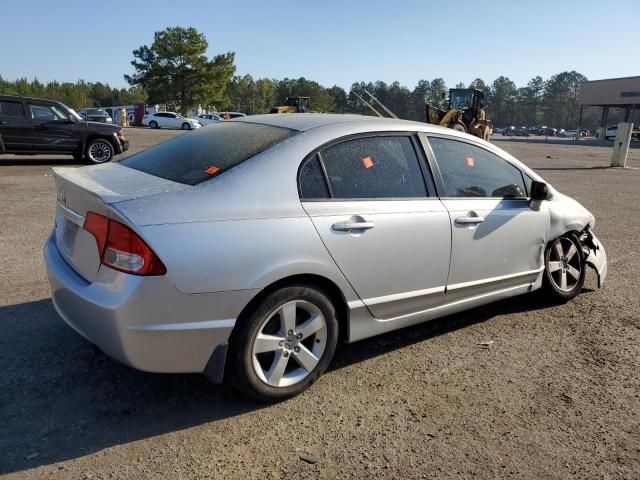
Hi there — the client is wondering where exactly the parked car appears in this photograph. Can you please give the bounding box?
[539,127,557,137]
[219,111,247,119]
[502,126,515,136]
[493,127,506,134]
[0,95,128,163]
[142,112,201,130]
[605,124,640,140]
[78,108,112,124]
[194,113,223,126]
[44,114,607,401]
[514,127,530,137]
[559,129,577,138]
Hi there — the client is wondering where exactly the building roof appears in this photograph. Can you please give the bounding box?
[579,76,640,106]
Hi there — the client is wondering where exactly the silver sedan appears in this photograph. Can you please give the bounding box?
[44,114,607,401]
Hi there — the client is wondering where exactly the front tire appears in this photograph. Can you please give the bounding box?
[85,139,114,164]
[181,122,191,130]
[227,286,339,402]
[542,234,585,302]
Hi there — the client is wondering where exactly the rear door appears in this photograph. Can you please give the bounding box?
[301,134,452,319]
[0,99,31,151]
[423,135,549,297]
[28,102,82,152]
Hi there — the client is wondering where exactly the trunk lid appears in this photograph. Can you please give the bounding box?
[52,164,186,282]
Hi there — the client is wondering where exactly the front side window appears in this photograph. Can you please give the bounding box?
[30,104,69,121]
[429,137,526,198]
[319,136,427,199]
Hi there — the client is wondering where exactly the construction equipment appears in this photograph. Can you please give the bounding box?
[270,96,311,114]
[426,88,493,141]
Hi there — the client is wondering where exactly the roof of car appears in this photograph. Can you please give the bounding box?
[233,113,443,133]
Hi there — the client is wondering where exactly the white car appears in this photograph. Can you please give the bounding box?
[143,112,201,130]
[194,114,223,126]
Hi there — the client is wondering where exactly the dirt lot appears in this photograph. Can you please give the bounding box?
[1,129,639,479]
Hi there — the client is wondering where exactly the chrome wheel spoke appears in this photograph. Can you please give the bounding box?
[297,314,324,340]
[254,333,284,354]
[293,344,319,372]
[567,265,581,280]
[566,244,577,262]
[266,350,289,386]
[279,302,297,334]
[560,271,568,290]
[553,241,564,259]
[548,261,562,272]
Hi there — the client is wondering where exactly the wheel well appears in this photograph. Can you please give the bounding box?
[85,135,116,151]
[231,274,350,345]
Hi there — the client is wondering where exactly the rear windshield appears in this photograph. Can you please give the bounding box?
[120,122,297,185]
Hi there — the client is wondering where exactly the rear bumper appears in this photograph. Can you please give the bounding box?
[44,233,258,376]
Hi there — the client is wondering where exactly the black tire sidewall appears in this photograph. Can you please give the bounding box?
[543,233,585,301]
[228,286,339,402]
[85,139,114,164]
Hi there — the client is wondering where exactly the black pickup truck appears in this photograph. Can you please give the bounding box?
[0,95,128,163]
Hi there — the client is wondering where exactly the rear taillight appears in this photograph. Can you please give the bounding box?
[83,212,166,276]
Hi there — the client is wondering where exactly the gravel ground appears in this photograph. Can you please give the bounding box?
[1,130,639,479]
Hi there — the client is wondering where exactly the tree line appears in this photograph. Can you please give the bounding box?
[0,26,601,129]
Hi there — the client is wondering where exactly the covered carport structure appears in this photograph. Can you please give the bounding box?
[579,76,640,136]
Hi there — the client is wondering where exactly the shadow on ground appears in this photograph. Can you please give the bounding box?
[0,292,564,474]
[0,157,81,167]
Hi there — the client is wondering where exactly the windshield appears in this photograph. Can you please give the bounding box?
[450,90,473,110]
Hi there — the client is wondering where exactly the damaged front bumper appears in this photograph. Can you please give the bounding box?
[582,229,607,288]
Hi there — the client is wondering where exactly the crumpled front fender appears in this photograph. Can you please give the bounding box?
[582,230,607,288]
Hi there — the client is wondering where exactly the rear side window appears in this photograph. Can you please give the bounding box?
[121,122,297,185]
[0,101,25,117]
[299,155,329,199]
[320,136,427,199]
[429,137,527,198]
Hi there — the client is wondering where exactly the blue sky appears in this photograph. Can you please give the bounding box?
[0,0,637,90]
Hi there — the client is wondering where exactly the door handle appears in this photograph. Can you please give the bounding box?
[455,215,485,225]
[332,221,375,232]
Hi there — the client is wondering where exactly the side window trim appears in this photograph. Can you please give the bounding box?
[420,133,529,200]
[298,131,436,202]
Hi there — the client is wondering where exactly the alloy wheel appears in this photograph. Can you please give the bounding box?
[547,237,582,292]
[88,141,112,163]
[251,300,327,388]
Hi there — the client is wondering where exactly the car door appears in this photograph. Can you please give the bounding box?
[0,99,32,152]
[423,134,549,298]
[28,103,82,152]
[301,134,452,319]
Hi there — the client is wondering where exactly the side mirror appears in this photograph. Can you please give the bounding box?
[530,180,549,201]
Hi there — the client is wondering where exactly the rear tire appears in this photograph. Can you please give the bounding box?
[227,285,339,402]
[181,122,191,130]
[149,120,158,129]
[542,233,585,302]
[450,122,467,133]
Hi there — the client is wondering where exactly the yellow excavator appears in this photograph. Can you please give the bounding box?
[425,88,493,141]
[270,96,311,114]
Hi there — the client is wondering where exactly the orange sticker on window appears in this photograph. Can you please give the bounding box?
[466,157,475,168]
[362,156,374,169]
[205,165,220,175]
